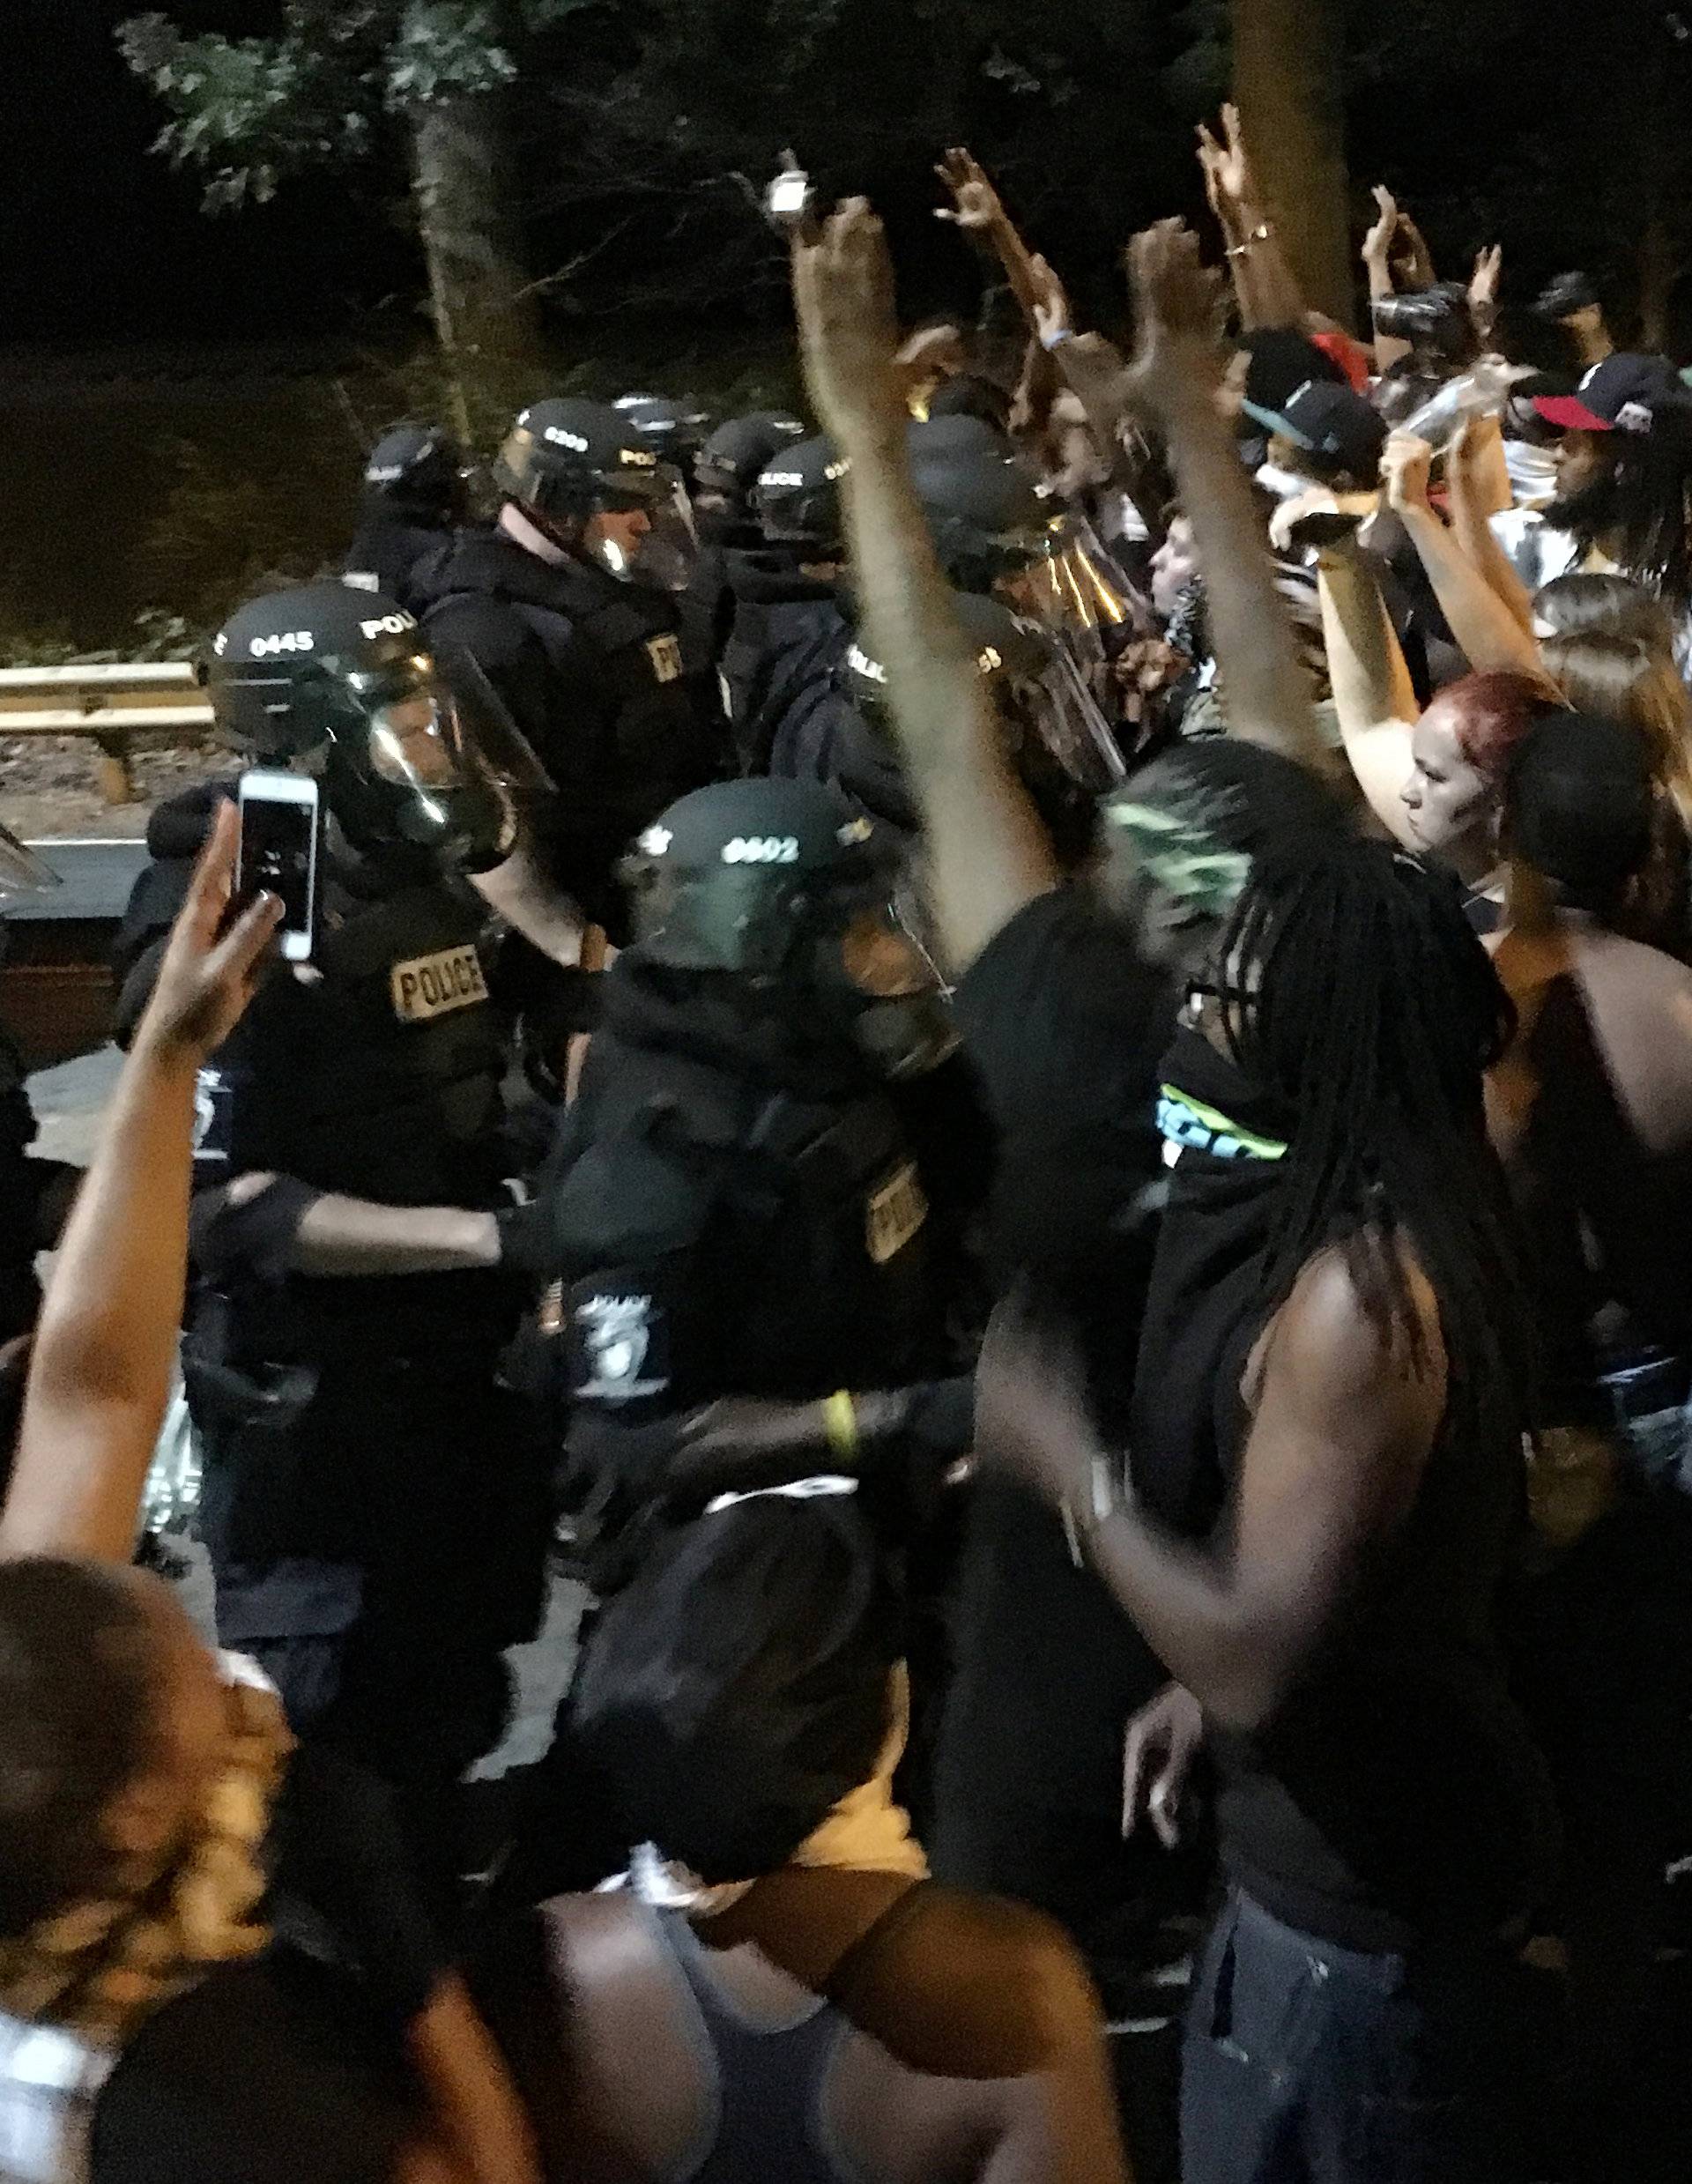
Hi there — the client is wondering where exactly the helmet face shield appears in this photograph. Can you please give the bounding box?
[0,821,57,902]
[338,661,515,873]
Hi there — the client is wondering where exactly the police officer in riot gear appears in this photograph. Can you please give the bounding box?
[831,591,1104,859]
[498,775,980,1888]
[111,581,550,1895]
[693,411,806,547]
[412,397,724,945]
[720,434,854,776]
[612,391,713,487]
[343,420,469,614]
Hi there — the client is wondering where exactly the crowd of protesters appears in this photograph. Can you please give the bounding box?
[8,97,1692,2184]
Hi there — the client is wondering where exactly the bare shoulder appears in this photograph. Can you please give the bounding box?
[844,1885,1106,2077]
[1265,1237,1444,1398]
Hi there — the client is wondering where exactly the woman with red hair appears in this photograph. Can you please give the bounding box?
[1317,561,1559,927]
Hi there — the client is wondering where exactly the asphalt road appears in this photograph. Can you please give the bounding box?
[11,836,148,922]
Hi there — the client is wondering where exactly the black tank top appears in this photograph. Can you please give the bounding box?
[653,1909,857,2184]
[1132,1029,1556,1954]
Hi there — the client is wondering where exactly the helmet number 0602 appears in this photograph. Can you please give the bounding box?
[721,836,800,865]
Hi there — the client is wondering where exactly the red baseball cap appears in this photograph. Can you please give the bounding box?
[1533,353,1680,435]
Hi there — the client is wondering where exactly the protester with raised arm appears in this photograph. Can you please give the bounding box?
[3,808,538,2184]
[1198,104,1305,333]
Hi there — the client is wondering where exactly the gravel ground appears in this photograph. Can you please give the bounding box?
[4,734,210,841]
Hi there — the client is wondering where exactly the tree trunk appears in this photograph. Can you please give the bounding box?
[1636,210,1680,354]
[408,86,541,445]
[1230,0,1353,326]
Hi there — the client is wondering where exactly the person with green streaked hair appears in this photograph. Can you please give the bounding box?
[790,191,1345,2013]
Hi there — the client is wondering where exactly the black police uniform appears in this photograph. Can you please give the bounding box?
[414,531,722,940]
[114,786,548,1881]
[717,552,851,781]
[343,513,459,618]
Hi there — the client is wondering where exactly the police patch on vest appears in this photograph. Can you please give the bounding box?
[192,1066,234,1170]
[390,944,488,1023]
[865,1163,927,1265]
[645,634,684,686]
[575,1291,667,1402]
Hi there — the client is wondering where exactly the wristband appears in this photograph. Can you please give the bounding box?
[823,1389,859,1460]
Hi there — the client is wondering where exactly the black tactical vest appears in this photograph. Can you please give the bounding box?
[545,1029,937,1411]
[190,873,516,1366]
[421,537,723,847]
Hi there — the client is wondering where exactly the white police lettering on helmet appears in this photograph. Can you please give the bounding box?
[365,463,405,484]
[359,612,418,640]
[721,836,801,865]
[761,472,804,490]
[619,447,659,467]
[249,630,315,657]
[541,425,590,452]
[846,643,887,684]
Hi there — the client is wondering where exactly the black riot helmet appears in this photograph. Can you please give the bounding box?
[753,435,850,557]
[846,591,1051,736]
[204,581,516,877]
[613,392,713,482]
[907,415,1060,590]
[360,420,465,522]
[695,412,806,516]
[621,778,954,1078]
[494,396,694,582]
[846,591,1123,831]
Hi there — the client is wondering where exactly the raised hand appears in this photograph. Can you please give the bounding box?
[1362,184,1399,271]
[1381,431,1436,519]
[134,799,281,1065]
[1027,251,1072,347]
[1196,102,1254,221]
[1124,219,1227,413]
[1394,208,1437,290]
[792,197,905,444]
[1468,243,1503,338]
[933,146,1006,234]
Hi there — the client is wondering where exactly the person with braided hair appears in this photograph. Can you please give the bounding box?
[979,836,1557,2184]
[0,807,537,2184]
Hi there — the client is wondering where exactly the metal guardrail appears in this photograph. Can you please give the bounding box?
[0,662,214,803]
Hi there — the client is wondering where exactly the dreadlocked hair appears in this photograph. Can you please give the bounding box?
[1216,836,1535,1457]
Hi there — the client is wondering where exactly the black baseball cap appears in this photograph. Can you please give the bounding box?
[1241,330,1345,418]
[1242,378,1387,482]
[1532,353,1681,435]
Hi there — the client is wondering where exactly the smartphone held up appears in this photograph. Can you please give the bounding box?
[236,770,319,964]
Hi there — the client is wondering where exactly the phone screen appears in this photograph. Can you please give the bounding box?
[768,171,811,219]
[239,790,315,949]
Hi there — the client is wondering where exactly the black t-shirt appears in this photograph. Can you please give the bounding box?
[932,889,1179,1926]
[953,886,1176,1326]
[91,1953,414,2184]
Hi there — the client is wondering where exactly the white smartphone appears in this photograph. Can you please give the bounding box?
[764,164,816,235]
[236,769,319,963]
